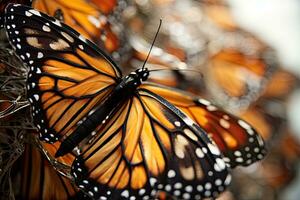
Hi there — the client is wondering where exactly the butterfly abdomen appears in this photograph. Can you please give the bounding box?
[55,90,127,157]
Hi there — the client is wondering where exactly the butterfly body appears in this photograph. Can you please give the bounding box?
[56,68,150,157]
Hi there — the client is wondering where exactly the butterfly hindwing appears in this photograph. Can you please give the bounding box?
[4,4,122,143]
[17,144,88,200]
[71,88,230,200]
[140,83,267,168]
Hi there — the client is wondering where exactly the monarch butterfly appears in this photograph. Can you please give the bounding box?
[198,0,238,31]
[31,0,121,55]
[262,69,296,98]
[14,143,89,199]
[4,4,265,199]
[129,36,267,168]
[195,0,279,111]
[204,48,276,112]
[0,0,124,57]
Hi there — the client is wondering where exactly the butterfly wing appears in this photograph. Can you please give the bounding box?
[32,0,120,53]
[17,144,88,199]
[205,49,276,111]
[71,88,230,200]
[5,4,122,144]
[89,0,117,15]
[0,0,32,28]
[140,83,267,168]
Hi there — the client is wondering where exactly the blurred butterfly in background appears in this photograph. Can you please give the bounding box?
[193,0,279,112]
[4,3,266,200]
[129,34,196,90]
[240,68,297,144]
[1,0,127,61]
[13,143,90,200]
[204,47,277,112]
[32,0,124,57]
[130,0,278,114]
[88,0,117,15]
[198,0,239,31]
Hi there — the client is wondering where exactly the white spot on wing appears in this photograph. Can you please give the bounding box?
[29,10,41,16]
[61,32,74,43]
[219,119,230,129]
[121,190,129,198]
[184,129,198,141]
[33,94,39,101]
[25,11,32,17]
[195,148,204,158]
[183,117,194,126]
[79,35,86,42]
[37,52,44,58]
[167,170,176,178]
[42,25,50,32]
[214,158,226,172]
[208,143,220,155]
[198,98,211,106]
[238,120,251,130]
[53,19,61,27]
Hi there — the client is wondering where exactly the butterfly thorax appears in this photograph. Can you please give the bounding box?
[55,68,149,157]
[117,68,149,91]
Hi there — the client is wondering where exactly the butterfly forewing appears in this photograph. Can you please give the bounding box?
[0,0,32,28]
[71,89,230,200]
[140,83,267,168]
[4,4,121,143]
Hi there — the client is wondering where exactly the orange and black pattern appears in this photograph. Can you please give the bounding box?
[4,4,267,200]
[5,4,121,144]
[32,0,120,53]
[72,88,230,199]
[140,83,267,168]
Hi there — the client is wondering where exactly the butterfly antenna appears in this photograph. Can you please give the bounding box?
[142,19,162,70]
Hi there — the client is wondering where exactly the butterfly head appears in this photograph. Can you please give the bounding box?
[136,68,149,81]
[128,68,149,83]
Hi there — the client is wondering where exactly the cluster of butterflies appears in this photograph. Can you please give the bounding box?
[0,0,267,199]
[130,0,278,114]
